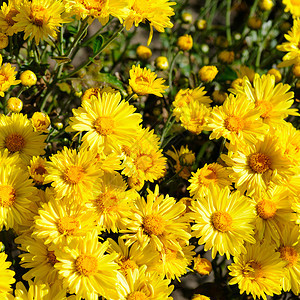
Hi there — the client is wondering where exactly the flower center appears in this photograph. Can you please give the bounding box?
[127,291,148,300]
[224,116,244,133]
[143,214,165,236]
[135,154,153,172]
[211,211,232,232]
[34,165,47,175]
[47,250,58,266]
[95,192,118,213]
[5,133,26,153]
[135,75,151,87]
[29,6,50,26]
[94,116,114,136]
[242,260,263,279]
[256,199,277,219]
[75,255,98,276]
[57,216,79,235]
[64,165,85,184]
[249,152,271,173]
[256,100,273,119]
[119,258,138,276]
[5,8,18,26]
[0,185,16,207]
[198,168,217,186]
[279,246,298,267]
[80,0,105,15]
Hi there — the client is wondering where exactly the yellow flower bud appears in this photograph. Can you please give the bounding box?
[218,50,235,64]
[293,64,300,78]
[248,16,262,30]
[231,78,244,89]
[136,45,152,60]
[194,255,212,276]
[7,97,23,113]
[20,70,37,87]
[196,19,207,30]
[182,12,193,23]
[177,34,193,51]
[192,295,210,300]
[198,66,218,82]
[0,33,8,49]
[155,56,169,70]
[267,68,282,83]
[258,0,273,11]
[31,112,51,132]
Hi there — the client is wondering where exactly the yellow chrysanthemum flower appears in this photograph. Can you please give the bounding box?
[207,93,268,144]
[190,185,256,259]
[231,74,298,129]
[12,0,70,45]
[66,92,142,152]
[277,19,300,67]
[0,252,15,299]
[45,147,102,201]
[0,113,46,164]
[121,185,191,252]
[121,127,167,183]
[188,163,232,199]
[15,233,61,284]
[129,65,168,97]
[282,0,300,18]
[193,255,212,276]
[222,135,295,196]
[179,101,211,135]
[28,156,48,185]
[277,225,300,295]
[0,58,21,97]
[148,243,195,281]
[0,166,38,231]
[107,237,157,277]
[86,172,137,232]
[166,145,195,180]
[173,87,212,122]
[0,0,21,36]
[116,265,174,299]
[81,86,118,103]
[31,112,51,133]
[54,230,119,300]
[228,242,286,300]
[252,185,295,246]
[65,0,129,25]
[124,0,176,45]
[33,196,98,246]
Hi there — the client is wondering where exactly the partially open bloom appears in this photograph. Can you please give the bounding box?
[129,65,168,97]
[198,66,218,82]
[28,156,48,185]
[136,45,152,60]
[6,97,23,113]
[31,112,51,132]
[177,34,193,51]
[193,255,212,276]
[20,70,37,87]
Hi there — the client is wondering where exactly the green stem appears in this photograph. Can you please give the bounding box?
[160,113,176,148]
[60,26,124,80]
[125,93,136,101]
[226,0,232,46]
[16,86,25,98]
[168,51,182,91]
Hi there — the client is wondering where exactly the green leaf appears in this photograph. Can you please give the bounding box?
[67,25,78,35]
[97,73,126,96]
[93,35,104,55]
[51,56,71,65]
[216,66,238,82]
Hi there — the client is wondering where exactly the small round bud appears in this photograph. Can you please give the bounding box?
[248,16,262,30]
[194,255,212,276]
[53,121,64,130]
[7,97,23,112]
[258,0,273,11]
[267,68,282,83]
[31,112,51,132]
[177,34,193,51]
[20,70,37,87]
[196,19,207,30]
[182,12,193,24]
[293,64,300,78]
[198,66,218,82]
[218,50,235,64]
[75,91,82,97]
[201,44,209,53]
[136,45,152,60]
[0,33,8,49]
[155,56,169,70]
